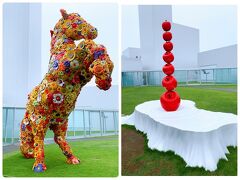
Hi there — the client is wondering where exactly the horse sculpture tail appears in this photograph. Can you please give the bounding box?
[20,112,34,158]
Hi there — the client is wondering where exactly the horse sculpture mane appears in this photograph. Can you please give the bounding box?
[19,9,114,172]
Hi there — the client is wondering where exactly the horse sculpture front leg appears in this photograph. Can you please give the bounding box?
[50,120,80,164]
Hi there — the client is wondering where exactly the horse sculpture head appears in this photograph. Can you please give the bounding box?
[54,9,98,40]
[88,44,114,91]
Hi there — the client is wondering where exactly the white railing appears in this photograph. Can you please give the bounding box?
[3,107,118,145]
[122,68,237,87]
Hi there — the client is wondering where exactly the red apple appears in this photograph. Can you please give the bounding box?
[162,32,172,41]
[162,64,174,75]
[162,52,174,63]
[162,75,177,91]
[160,91,180,111]
[163,42,173,52]
[162,21,171,31]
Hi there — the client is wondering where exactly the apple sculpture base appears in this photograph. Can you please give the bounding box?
[122,100,237,171]
[160,91,180,111]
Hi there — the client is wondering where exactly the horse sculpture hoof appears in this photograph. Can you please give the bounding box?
[33,163,47,173]
[67,156,80,164]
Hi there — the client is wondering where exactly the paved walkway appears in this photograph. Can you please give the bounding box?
[3,135,118,154]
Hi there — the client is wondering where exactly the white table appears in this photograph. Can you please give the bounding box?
[122,100,237,171]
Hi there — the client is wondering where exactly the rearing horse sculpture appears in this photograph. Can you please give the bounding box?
[20,9,114,172]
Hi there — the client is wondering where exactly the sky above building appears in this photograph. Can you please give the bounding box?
[122,5,237,52]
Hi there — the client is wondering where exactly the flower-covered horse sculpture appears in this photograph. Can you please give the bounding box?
[19,9,114,172]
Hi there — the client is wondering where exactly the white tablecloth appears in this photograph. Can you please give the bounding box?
[122,100,237,171]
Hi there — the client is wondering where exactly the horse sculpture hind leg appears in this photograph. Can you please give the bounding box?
[50,121,80,164]
[20,114,34,159]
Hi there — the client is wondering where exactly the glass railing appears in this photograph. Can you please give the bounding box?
[2,107,119,145]
[122,68,237,87]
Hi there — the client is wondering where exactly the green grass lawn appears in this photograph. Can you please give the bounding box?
[122,85,237,176]
[122,85,237,115]
[190,84,237,88]
[3,136,118,177]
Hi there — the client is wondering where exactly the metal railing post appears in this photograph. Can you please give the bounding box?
[73,111,75,137]
[88,111,91,136]
[12,108,15,144]
[199,70,202,85]
[113,111,117,135]
[103,112,106,134]
[99,111,103,136]
[213,69,216,84]
[146,72,148,86]
[228,68,231,83]
[4,108,9,143]
[83,110,86,137]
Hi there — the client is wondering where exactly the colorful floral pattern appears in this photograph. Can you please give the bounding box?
[19,9,114,172]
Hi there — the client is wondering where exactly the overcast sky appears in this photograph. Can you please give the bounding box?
[122,5,237,52]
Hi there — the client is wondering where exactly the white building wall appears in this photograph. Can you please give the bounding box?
[3,3,32,107]
[122,47,141,59]
[171,23,199,69]
[122,57,143,71]
[137,5,199,71]
[198,45,237,68]
[28,3,42,92]
[76,85,118,109]
[122,47,143,71]
[139,5,172,70]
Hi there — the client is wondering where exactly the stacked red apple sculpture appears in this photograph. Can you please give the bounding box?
[160,21,181,111]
